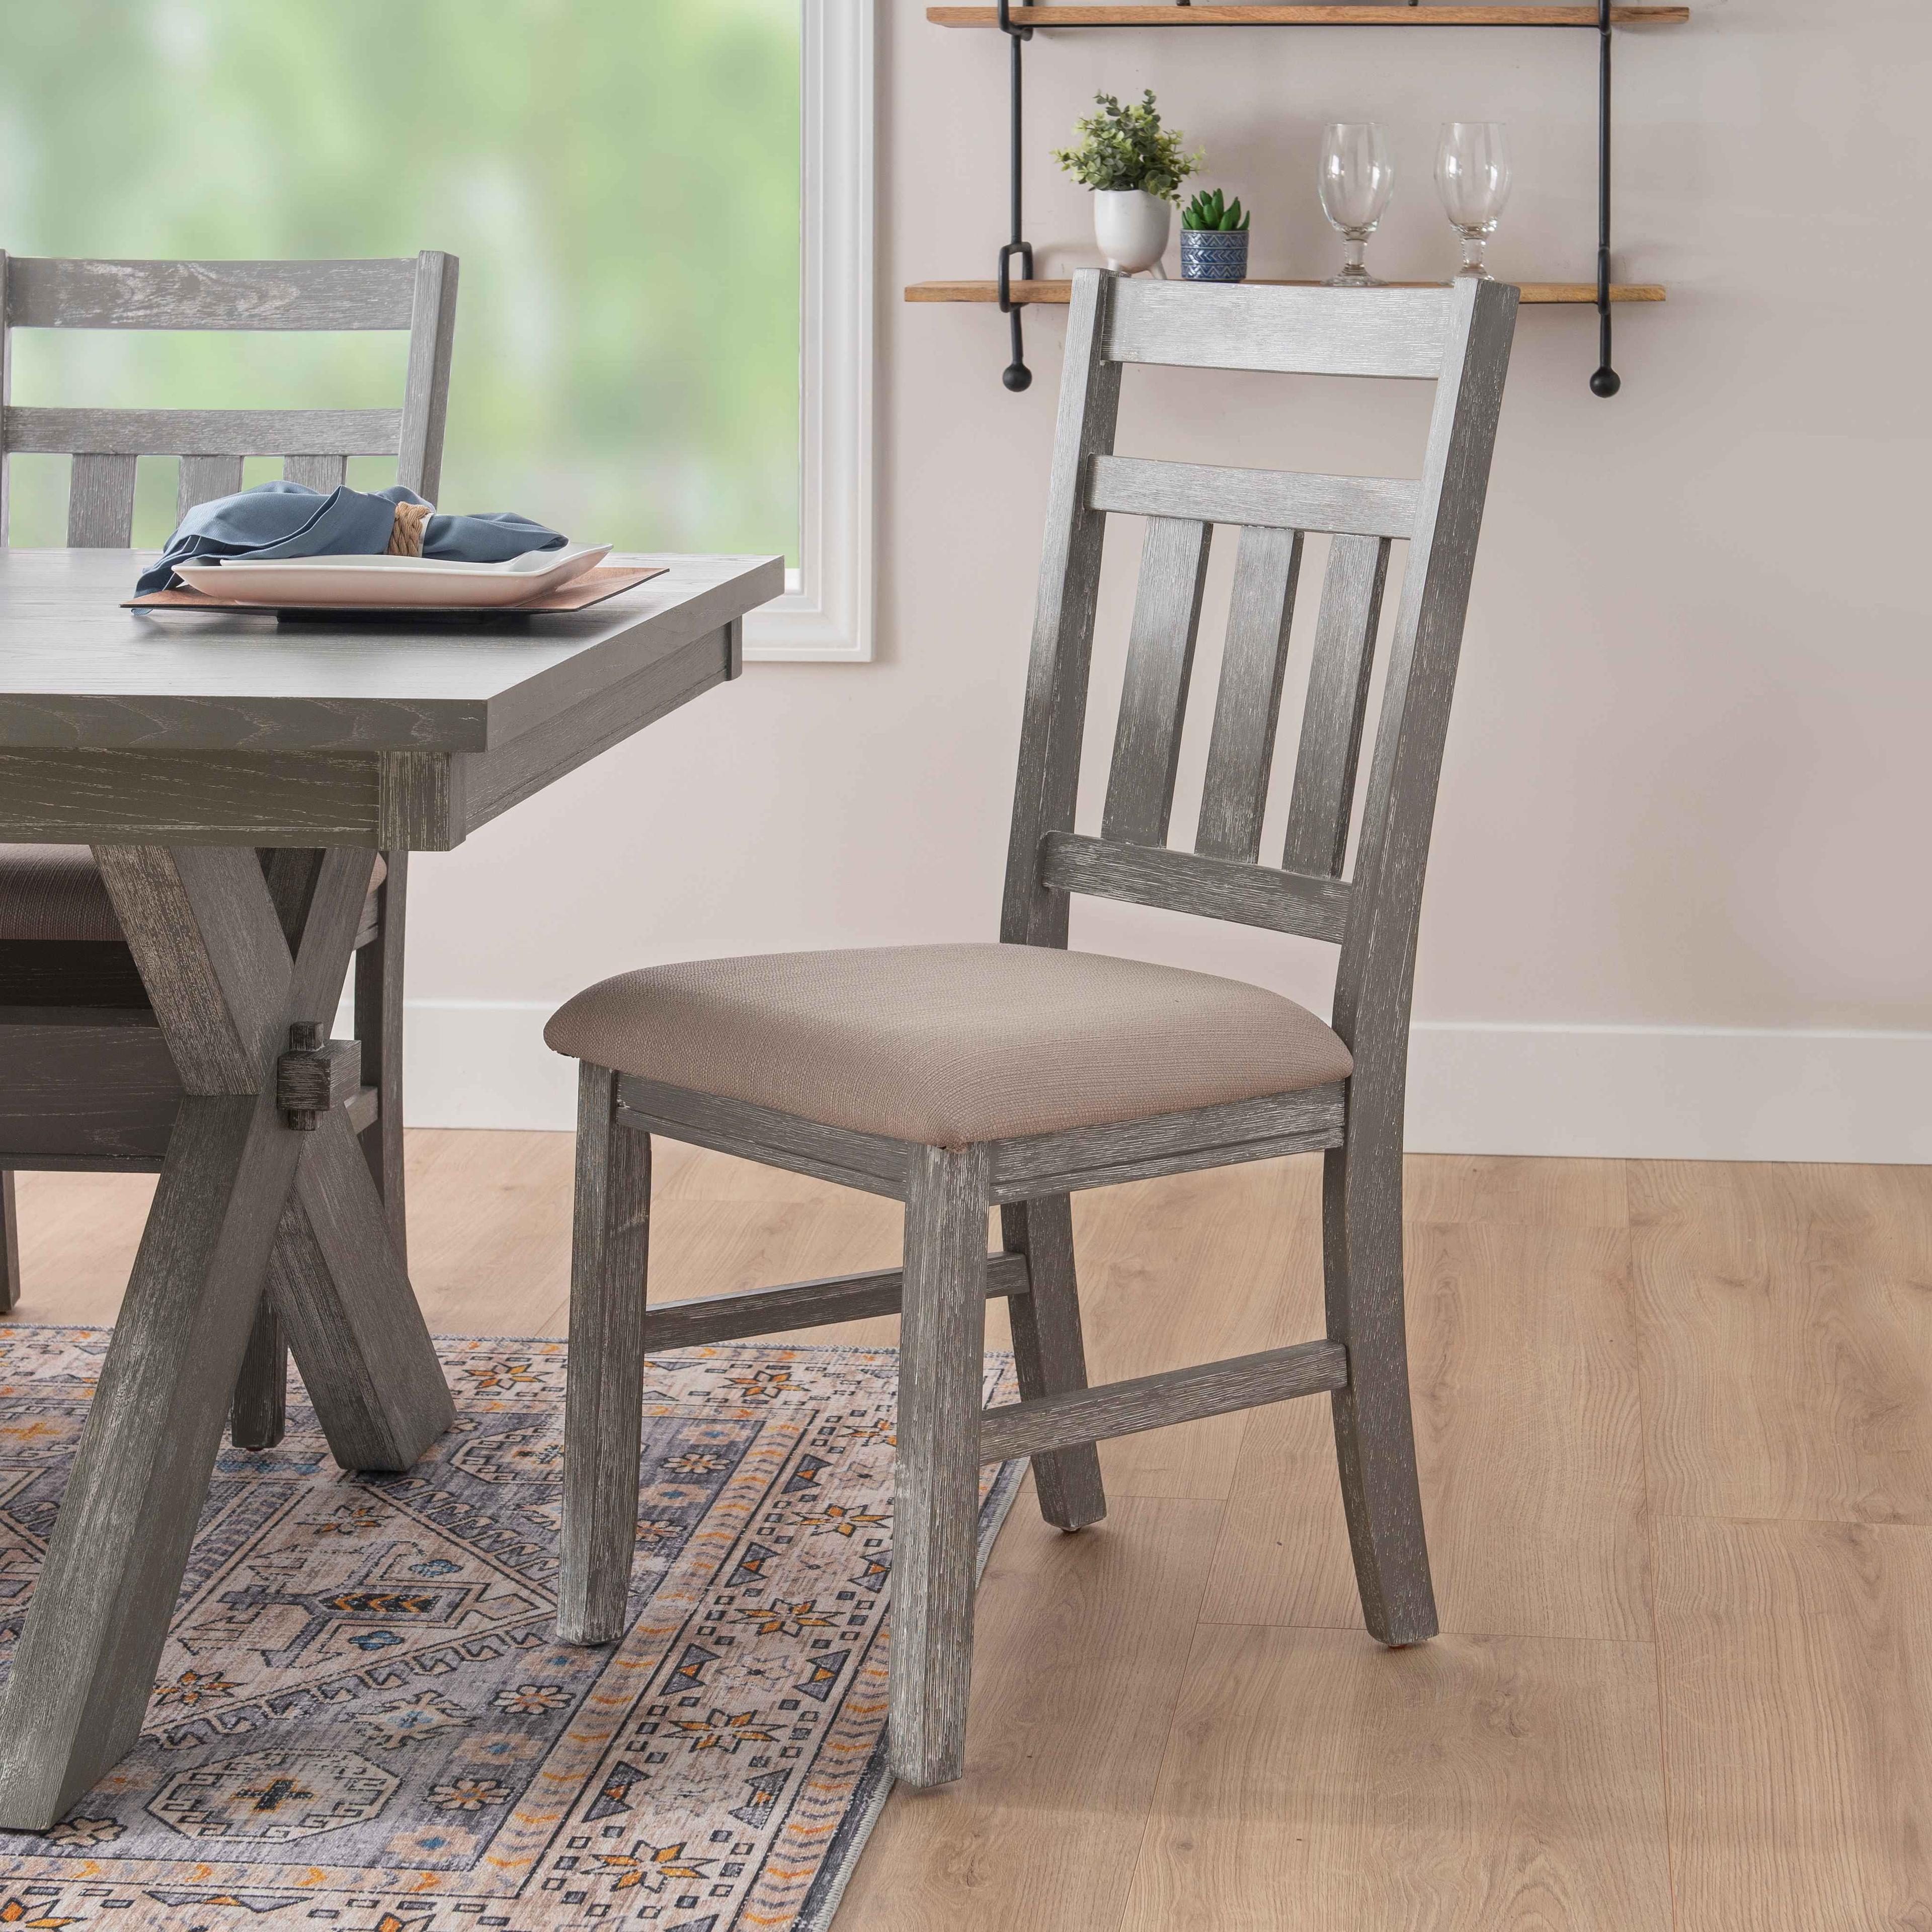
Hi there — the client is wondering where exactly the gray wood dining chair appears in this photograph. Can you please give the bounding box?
[0,251,457,1448]
[544,270,1517,1786]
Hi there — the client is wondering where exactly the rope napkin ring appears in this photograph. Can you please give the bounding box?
[385,501,433,556]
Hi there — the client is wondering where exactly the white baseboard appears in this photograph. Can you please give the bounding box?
[1407,1021,1932,1165]
[403,1001,580,1133]
[396,1001,1932,1166]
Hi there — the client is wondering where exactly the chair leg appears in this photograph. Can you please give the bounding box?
[1323,1134,1436,1646]
[558,1063,652,1646]
[1000,1195,1105,1531]
[891,1142,991,1789]
[229,1301,288,1448]
[355,848,409,1267]
[0,1171,20,1315]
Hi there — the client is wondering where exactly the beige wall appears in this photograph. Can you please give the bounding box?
[404,0,1932,1159]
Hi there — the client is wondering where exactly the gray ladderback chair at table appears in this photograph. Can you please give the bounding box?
[0,251,458,1448]
[543,270,1518,1787]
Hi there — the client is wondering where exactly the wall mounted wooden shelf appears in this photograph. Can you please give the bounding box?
[907,278,1666,305]
[928,0,1687,395]
[930,7,1689,26]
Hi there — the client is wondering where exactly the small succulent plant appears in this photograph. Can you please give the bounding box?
[1053,90,1201,202]
[1182,187,1250,232]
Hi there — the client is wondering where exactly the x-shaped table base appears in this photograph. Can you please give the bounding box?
[0,844,454,1829]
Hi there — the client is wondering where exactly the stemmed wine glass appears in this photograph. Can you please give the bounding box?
[1435,122,1513,280]
[1318,123,1395,288]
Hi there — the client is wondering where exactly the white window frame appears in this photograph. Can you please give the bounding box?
[742,0,874,663]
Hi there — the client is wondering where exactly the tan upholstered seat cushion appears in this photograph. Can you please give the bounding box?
[544,942,1352,1148]
[0,844,386,943]
[0,847,125,942]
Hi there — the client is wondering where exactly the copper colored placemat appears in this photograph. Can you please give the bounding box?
[122,563,668,617]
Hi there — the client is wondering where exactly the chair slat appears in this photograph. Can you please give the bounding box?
[1195,526,1303,862]
[1101,516,1213,847]
[65,454,137,547]
[4,257,416,332]
[1107,278,1454,380]
[1001,274,1514,988]
[1038,831,1352,944]
[6,406,399,458]
[1283,534,1392,877]
[1089,454,1417,539]
[283,454,349,494]
[177,456,245,524]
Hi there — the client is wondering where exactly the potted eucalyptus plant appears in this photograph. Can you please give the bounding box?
[1054,90,1200,276]
[1181,188,1251,282]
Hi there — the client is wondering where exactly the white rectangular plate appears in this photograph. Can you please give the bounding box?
[176,543,612,608]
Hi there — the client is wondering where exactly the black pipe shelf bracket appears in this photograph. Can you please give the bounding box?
[1592,0,1621,396]
[975,0,1664,398]
[998,0,1035,391]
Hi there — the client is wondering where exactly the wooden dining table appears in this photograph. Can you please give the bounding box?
[0,546,782,1829]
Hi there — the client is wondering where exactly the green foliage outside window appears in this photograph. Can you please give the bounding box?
[0,0,801,562]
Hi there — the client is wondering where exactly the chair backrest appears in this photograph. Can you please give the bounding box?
[0,251,458,546]
[1001,271,1517,1077]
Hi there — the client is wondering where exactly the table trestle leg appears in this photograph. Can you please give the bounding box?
[0,842,453,1830]
[271,1108,454,1473]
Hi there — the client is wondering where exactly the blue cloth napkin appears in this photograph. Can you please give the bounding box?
[136,480,567,593]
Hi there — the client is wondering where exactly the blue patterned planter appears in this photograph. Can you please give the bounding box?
[1181,228,1250,282]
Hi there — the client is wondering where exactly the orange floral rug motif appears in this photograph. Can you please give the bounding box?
[0,1328,1022,1931]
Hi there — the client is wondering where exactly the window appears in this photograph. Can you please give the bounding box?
[0,0,870,658]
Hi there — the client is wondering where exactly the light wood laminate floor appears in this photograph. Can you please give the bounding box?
[12,1138,1931,1930]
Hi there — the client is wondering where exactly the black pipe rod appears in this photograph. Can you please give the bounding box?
[998,0,1033,391]
[1591,0,1621,396]
[1009,14,1024,245]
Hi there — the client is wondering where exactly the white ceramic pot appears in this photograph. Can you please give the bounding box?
[1092,189,1171,274]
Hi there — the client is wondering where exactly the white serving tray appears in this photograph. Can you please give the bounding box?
[176,543,611,609]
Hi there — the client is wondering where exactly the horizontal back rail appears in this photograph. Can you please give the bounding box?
[5,406,403,458]
[1105,277,1455,379]
[1088,454,1418,539]
[1038,830,1352,943]
[5,257,418,332]
[1,250,454,548]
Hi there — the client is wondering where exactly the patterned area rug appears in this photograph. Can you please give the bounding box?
[0,1326,1023,1932]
